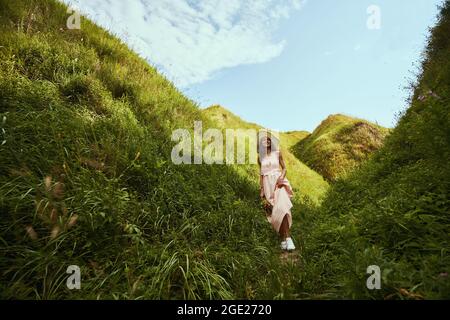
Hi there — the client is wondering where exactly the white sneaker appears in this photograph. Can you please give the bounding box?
[280,241,287,250]
[286,237,296,251]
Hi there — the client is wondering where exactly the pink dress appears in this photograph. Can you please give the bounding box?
[260,150,293,233]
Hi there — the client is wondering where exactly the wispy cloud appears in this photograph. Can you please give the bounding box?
[62,0,306,87]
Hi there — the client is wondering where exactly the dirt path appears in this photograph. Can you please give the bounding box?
[280,250,301,264]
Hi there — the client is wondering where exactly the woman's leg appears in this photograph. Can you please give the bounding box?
[279,214,290,240]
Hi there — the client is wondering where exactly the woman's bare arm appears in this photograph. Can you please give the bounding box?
[279,151,287,180]
[258,156,264,197]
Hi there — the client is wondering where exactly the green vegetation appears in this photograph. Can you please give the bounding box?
[0,0,311,299]
[299,1,450,299]
[0,0,448,300]
[291,114,390,182]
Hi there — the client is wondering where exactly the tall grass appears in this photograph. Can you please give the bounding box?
[298,1,450,299]
[0,0,308,299]
[1,0,448,300]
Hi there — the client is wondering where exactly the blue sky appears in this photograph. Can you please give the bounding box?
[63,0,444,131]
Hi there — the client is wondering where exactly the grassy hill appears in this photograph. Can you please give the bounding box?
[203,105,329,203]
[299,1,450,299]
[1,0,448,301]
[291,114,390,182]
[0,0,316,299]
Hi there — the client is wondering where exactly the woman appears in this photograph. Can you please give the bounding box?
[258,133,295,251]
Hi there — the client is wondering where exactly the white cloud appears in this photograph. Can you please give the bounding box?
[62,0,306,87]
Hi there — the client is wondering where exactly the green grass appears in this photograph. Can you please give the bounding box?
[0,0,310,299]
[298,1,450,299]
[1,0,448,301]
[291,114,390,182]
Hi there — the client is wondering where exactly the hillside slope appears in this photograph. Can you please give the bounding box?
[0,0,309,299]
[300,2,450,299]
[291,114,390,182]
[1,0,447,301]
[203,105,329,203]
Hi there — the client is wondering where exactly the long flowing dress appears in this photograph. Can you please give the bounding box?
[260,150,293,233]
